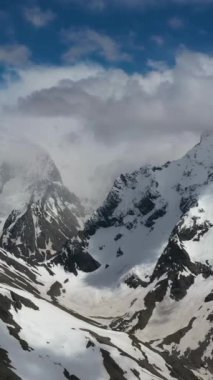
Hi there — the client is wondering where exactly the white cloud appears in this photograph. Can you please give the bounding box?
[1,50,213,203]
[0,44,31,65]
[23,6,56,28]
[151,35,165,46]
[63,0,213,11]
[62,28,131,63]
[168,17,185,29]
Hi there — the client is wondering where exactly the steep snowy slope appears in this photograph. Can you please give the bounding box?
[0,134,87,263]
[48,132,213,379]
[0,244,212,379]
[0,133,213,379]
[0,248,177,380]
[57,132,213,286]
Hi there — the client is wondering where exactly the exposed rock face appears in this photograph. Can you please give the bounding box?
[52,237,101,275]
[0,140,86,265]
[151,235,213,284]
[0,182,84,263]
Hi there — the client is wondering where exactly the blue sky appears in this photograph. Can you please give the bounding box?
[1,0,213,202]
[0,0,213,72]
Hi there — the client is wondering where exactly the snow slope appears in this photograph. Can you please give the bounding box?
[0,134,85,263]
[48,132,213,379]
[59,132,213,287]
[0,133,213,379]
[0,253,176,380]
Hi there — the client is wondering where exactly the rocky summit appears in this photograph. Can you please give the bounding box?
[0,134,213,379]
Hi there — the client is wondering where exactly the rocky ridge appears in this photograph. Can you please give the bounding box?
[0,134,213,379]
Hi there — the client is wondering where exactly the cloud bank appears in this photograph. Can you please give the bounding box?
[23,6,56,28]
[0,44,31,65]
[61,28,131,63]
[1,50,213,204]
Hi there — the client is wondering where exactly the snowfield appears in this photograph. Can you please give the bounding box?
[0,282,176,380]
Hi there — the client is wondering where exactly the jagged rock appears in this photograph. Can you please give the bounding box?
[124,274,148,289]
[52,238,100,275]
[136,196,155,215]
[205,292,213,302]
[0,153,85,263]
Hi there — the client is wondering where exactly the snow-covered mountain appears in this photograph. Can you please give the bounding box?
[0,135,85,263]
[0,133,213,379]
[50,132,213,379]
[60,132,213,285]
[0,248,178,380]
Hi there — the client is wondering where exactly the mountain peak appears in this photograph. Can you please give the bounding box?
[0,137,85,262]
[56,133,213,287]
[200,130,213,142]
